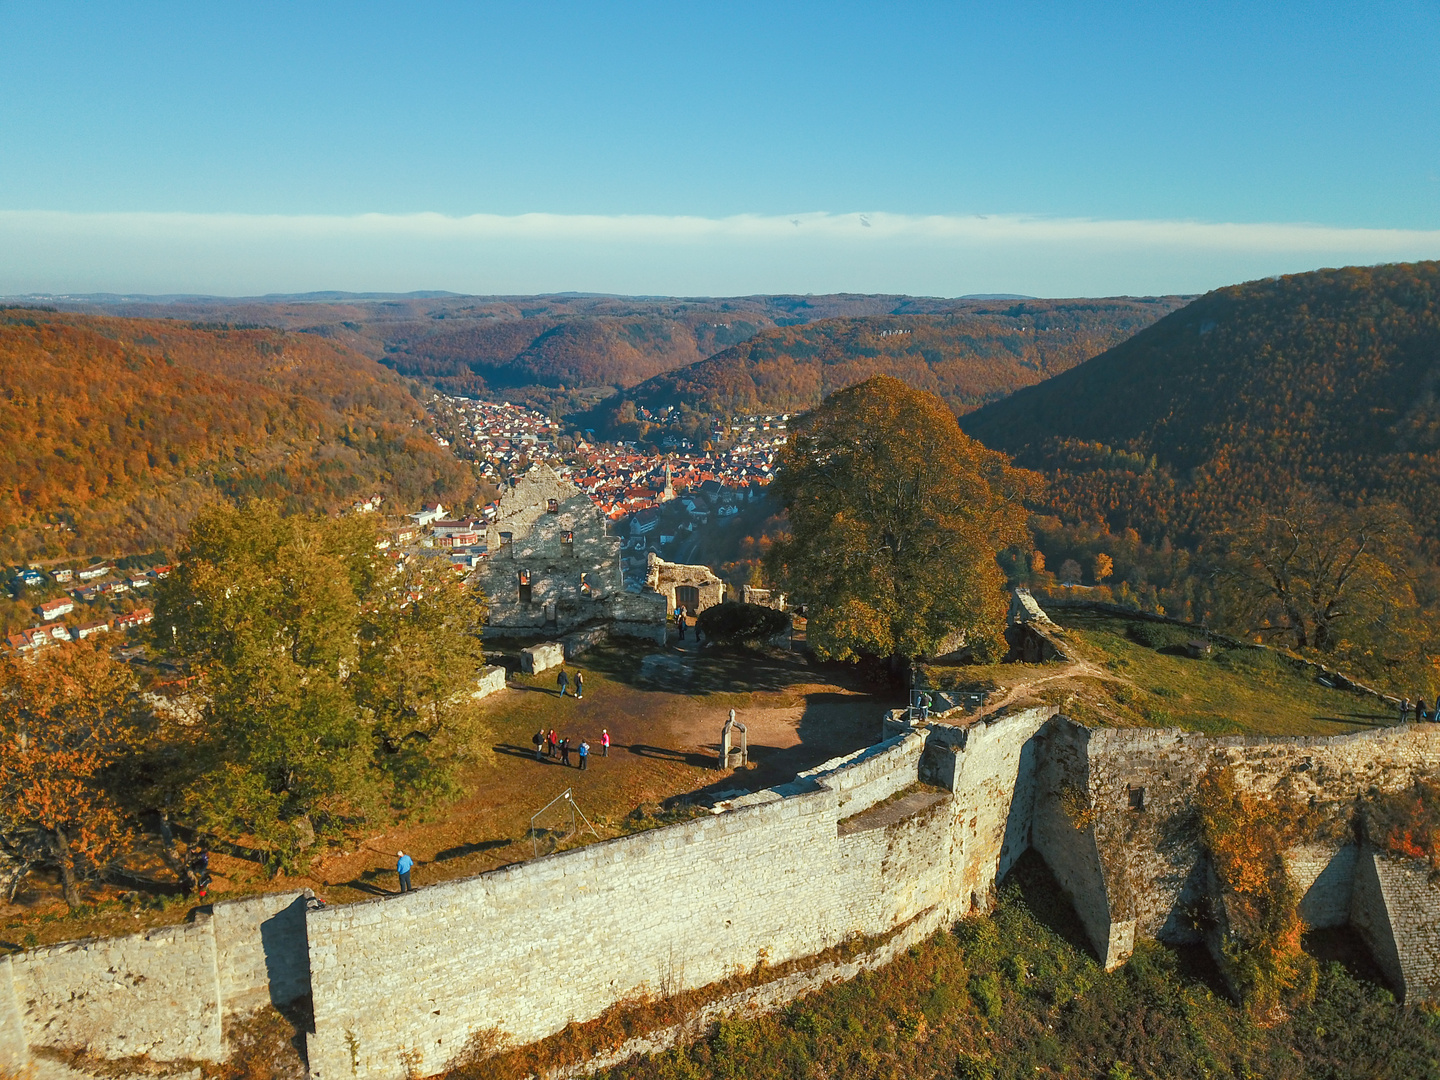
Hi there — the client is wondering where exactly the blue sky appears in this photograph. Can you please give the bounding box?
[1,1,1437,296]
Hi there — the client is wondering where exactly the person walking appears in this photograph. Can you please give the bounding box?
[559,737,571,767]
[601,728,610,757]
[1420,698,1430,724]
[676,610,686,641]
[396,850,414,894]
[578,740,589,770]
[547,728,558,758]
[574,671,584,699]
[533,726,546,760]
[1401,698,1413,723]
[557,667,570,697]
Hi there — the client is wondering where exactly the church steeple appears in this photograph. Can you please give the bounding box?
[660,459,676,502]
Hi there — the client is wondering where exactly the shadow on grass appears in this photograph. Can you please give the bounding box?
[435,839,513,863]
[628,743,716,769]
[577,640,849,696]
[999,850,1096,959]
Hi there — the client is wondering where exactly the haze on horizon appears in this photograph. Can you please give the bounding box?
[1,1,1437,298]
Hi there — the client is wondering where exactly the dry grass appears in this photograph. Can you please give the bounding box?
[2,640,891,950]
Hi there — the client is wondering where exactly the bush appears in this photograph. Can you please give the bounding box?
[696,602,789,645]
[1364,779,1440,869]
[1126,620,1189,651]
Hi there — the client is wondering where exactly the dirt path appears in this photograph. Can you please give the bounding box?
[966,656,1125,722]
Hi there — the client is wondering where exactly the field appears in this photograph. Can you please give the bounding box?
[0,636,891,951]
[924,610,1400,738]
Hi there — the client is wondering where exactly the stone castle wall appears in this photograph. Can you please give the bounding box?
[8,713,1440,1078]
[0,891,311,1071]
[304,727,973,1080]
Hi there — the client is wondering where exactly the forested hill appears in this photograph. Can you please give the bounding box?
[0,310,475,562]
[43,293,1184,413]
[596,298,1185,425]
[959,261,1440,545]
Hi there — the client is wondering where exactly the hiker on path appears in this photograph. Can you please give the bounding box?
[676,610,686,641]
[601,728,610,757]
[547,729,558,758]
[574,671,584,699]
[557,667,570,696]
[560,737,571,767]
[533,727,546,760]
[1420,698,1430,724]
[396,851,414,894]
[1401,698,1413,723]
[579,740,590,770]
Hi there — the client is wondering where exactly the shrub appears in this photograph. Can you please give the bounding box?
[696,602,789,645]
[1364,778,1440,869]
[1194,763,1316,1018]
[1125,620,1189,650]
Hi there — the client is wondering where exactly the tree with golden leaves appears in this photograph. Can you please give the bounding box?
[1216,489,1431,679]
[0,641,147,907]
[767,376,1036,664]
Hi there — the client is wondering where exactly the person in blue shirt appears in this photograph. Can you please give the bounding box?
[396,851,414,893]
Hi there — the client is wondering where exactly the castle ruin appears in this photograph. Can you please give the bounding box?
[6,710,1440,1080]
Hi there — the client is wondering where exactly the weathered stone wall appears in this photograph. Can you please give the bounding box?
[212,891,312,1016]
[475,491,624,635]
[0,954,25,1073]
[1029,720,1133,966]
[0,891,310,1069]
[1361,850,1440,1001]
[10,915,223,1063]
[1079,723,1440,955]
[645,554,726,614]
[1292,842,1358,931]
[949,712,1049,910]
[1351,847,1406,994]
[304,732,963,1080]
[12,710,1440,1077]
[472,664,507,699]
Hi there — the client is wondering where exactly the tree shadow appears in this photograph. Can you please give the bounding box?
[434,839,513,862]
[577,640,859,696]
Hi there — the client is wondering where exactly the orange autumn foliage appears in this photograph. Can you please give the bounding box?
[0,640,147,906]
[0,309,477,562]
[1194,763,1316,1016]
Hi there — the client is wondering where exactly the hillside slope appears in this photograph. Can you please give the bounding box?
[604,298,1185,422]
[47,293,1184,407]
[960,262,1440,544]
[0,309,474,561]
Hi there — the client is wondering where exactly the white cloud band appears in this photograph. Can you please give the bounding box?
[2,209,1438,297]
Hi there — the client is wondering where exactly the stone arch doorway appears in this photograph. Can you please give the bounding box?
[675,585,700,611]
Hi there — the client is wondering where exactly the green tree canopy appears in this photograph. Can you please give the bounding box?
[766,376,1035,664]
[154,501,489,869]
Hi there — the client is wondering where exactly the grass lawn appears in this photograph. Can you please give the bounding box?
[1046,611,1400,737]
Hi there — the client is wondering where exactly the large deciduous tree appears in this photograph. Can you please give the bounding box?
[155,501,489,869]
[0,641,147,907]
[1216,490,1430,672]
[766,376,1035,664]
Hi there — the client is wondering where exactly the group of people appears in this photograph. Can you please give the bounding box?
[533,725,610,769]
[1401,697,1440,723]
[674,605,703,642]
